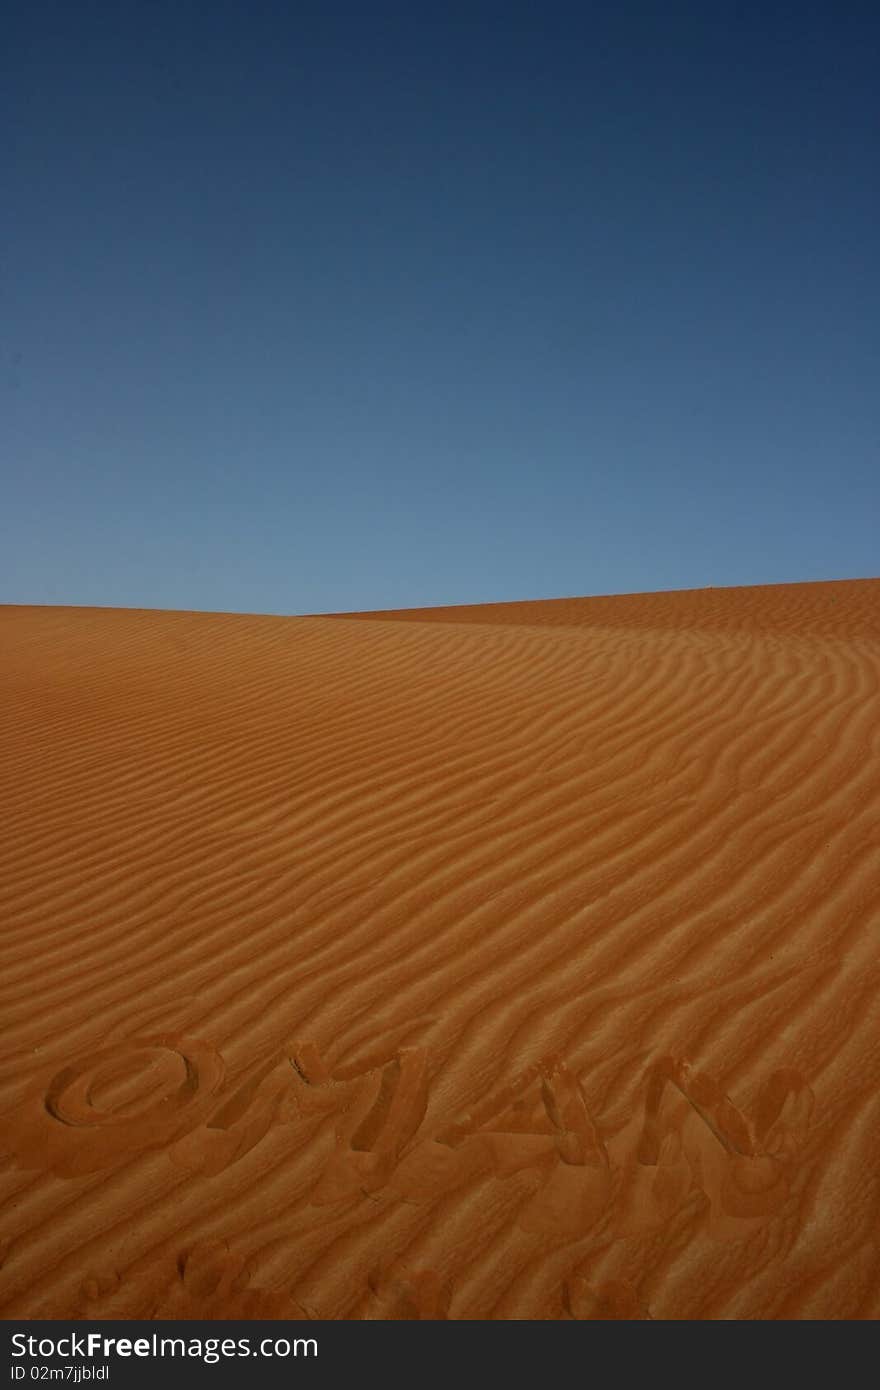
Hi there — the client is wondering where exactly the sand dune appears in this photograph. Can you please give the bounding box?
[1,578,878,1319]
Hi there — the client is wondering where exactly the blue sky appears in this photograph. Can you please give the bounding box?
[3,2,877,615]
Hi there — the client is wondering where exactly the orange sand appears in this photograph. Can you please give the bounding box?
[1,578,878,1319]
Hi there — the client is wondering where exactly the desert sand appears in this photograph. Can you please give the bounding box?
[1,578,878,1320]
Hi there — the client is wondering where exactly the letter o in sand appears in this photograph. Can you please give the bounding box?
[2,1035,225,1177]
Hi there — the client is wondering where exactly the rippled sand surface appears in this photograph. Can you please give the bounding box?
[1,579,878,1319]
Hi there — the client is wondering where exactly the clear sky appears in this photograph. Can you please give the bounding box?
[3,2,877,615]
